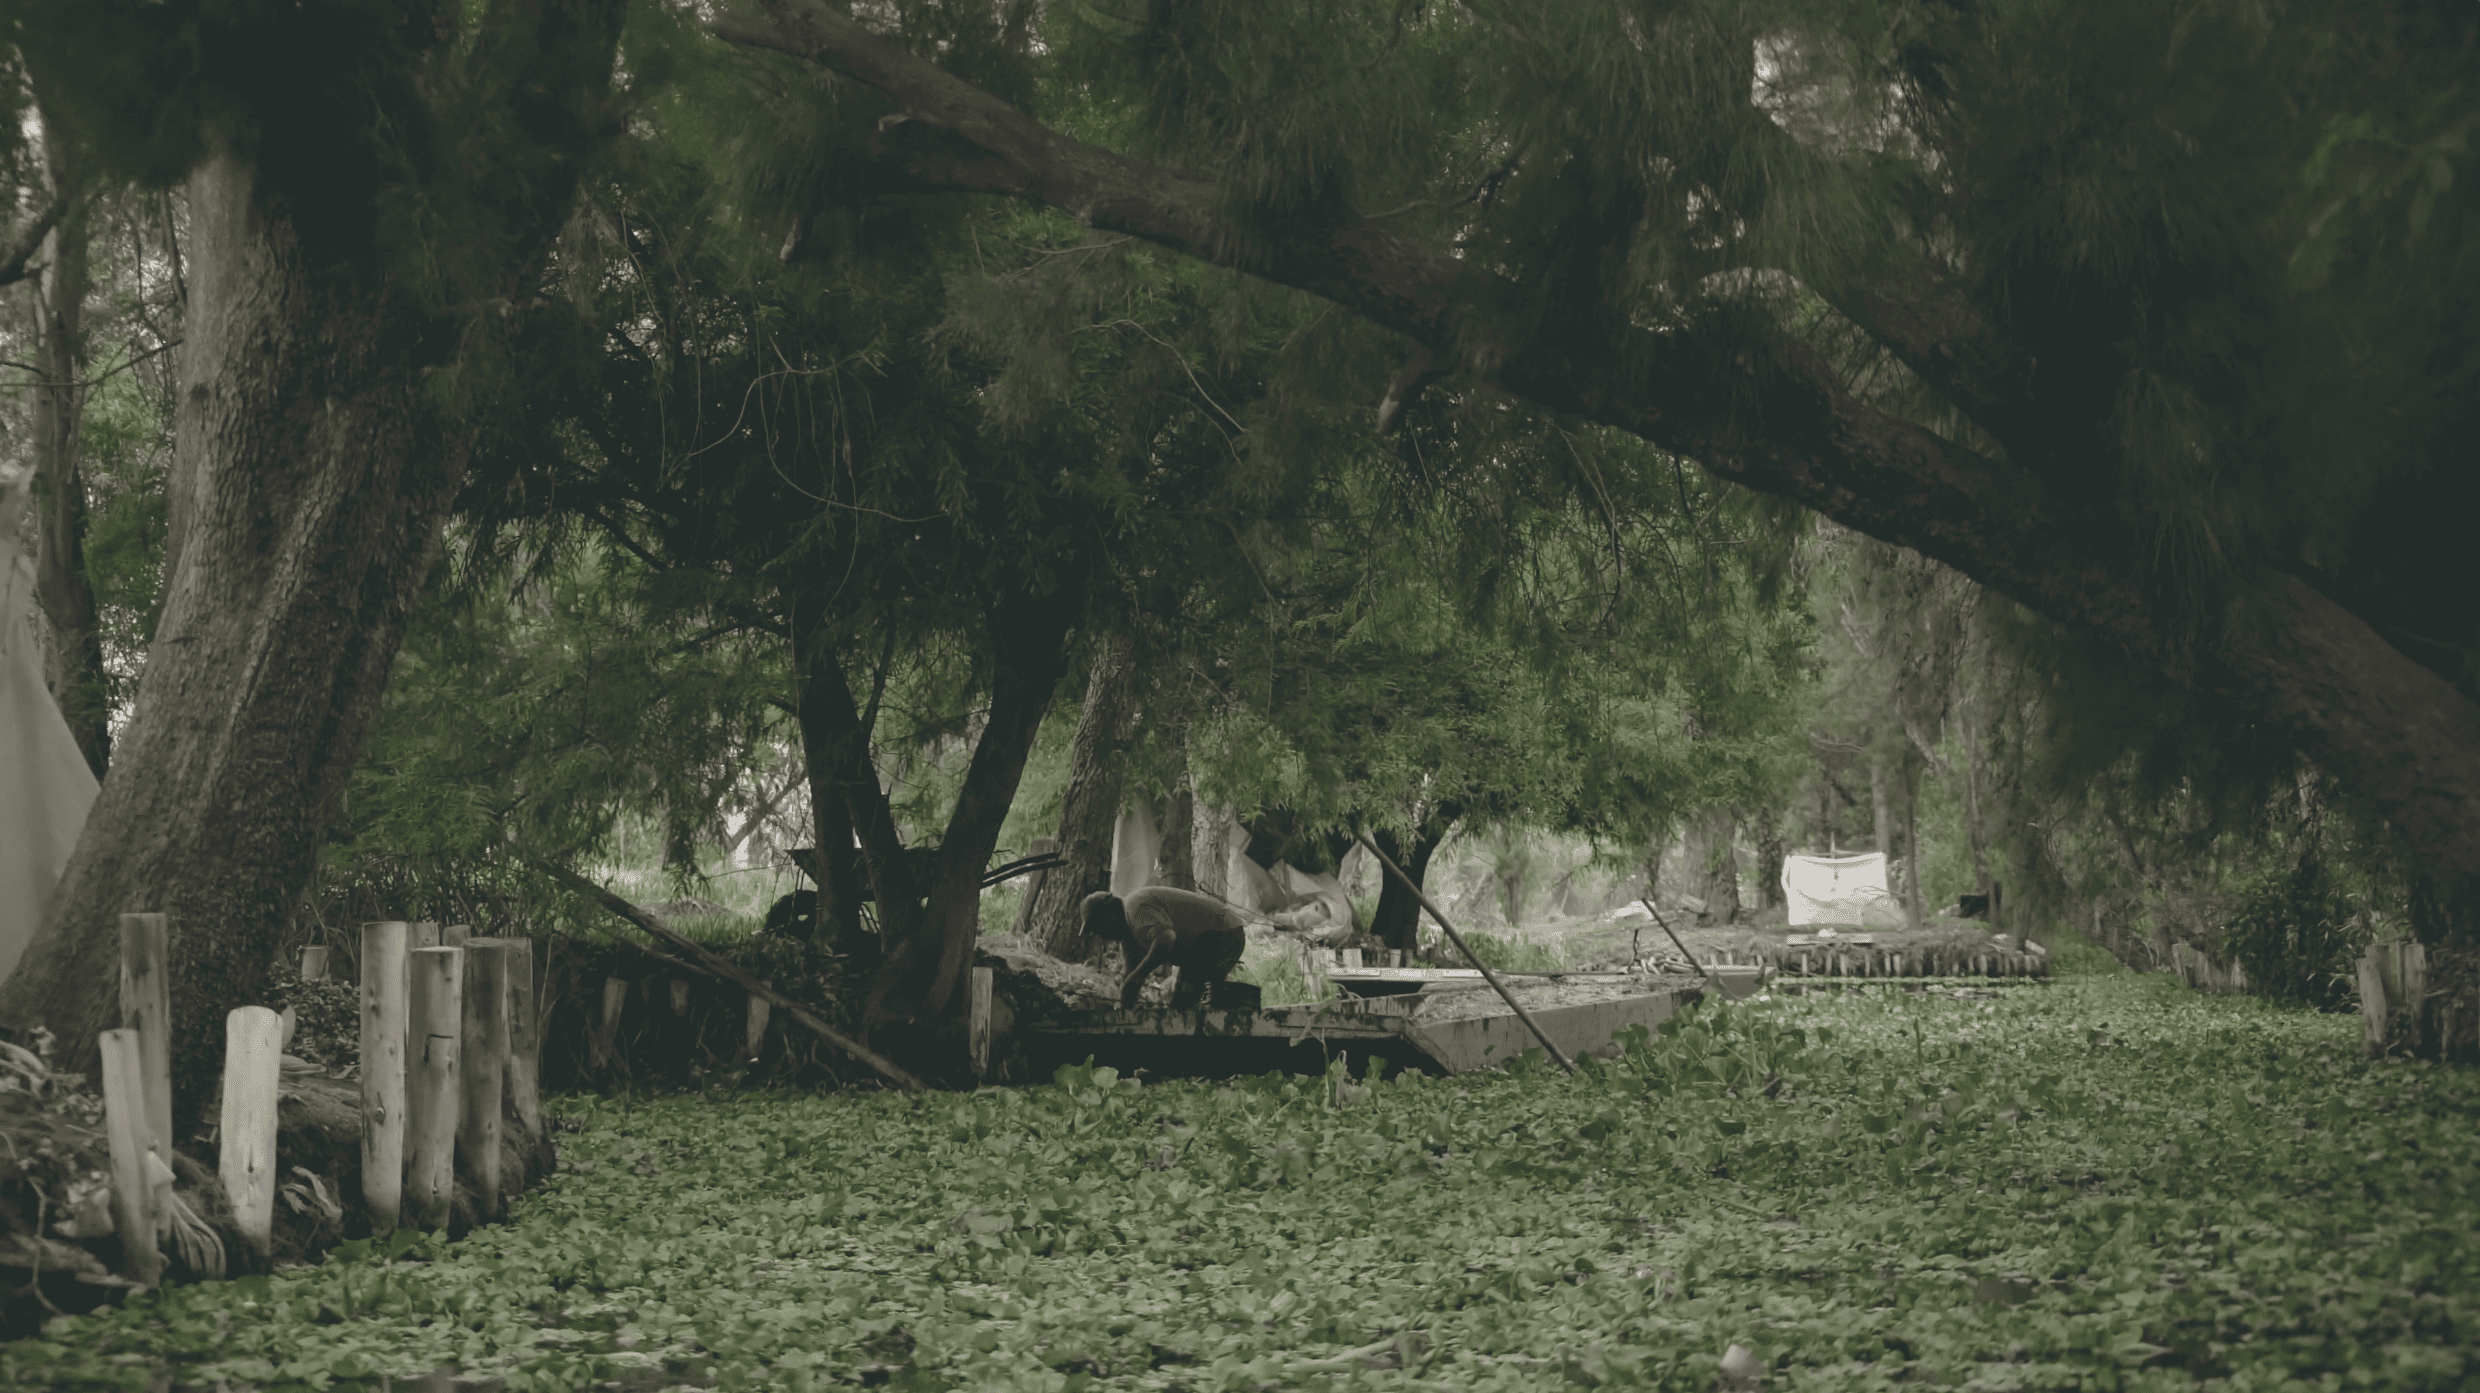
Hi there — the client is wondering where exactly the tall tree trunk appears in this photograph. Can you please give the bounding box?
[1027,629,1138,961]
[1369,800,1462,955]
[868,587,1076,1027]
[30,112,109,779]
[1961,697,1992,899]
[1193,802,1235,901]
[1869,758,1894,864]
[1900,761,1925,930]
[2,152,471,1127]
[790,615,920,939]
[1153,782,1197,891]
[787,606,885,951]
[661,799,701,874]
[1685,809,1742,924]
[0,9,620,1131]
[1750,807,1786,911]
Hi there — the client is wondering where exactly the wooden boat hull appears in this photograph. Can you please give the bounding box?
[1018,984,1702,1080]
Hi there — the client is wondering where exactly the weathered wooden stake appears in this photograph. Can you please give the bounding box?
[406,947,463,1231]
[2358,949,2388,1050]
[442,923,472,949]
[492,937,542,1144]
[967,967,995,1083]
[218,1006,284,1263]
[116,913,174,1238]
[590,976,629,1071]
[458,940,509,1222]
[98,1029,164,1284]
[669,979,692,1016]
[299,945,330,981]
[744,993,772,1060]
[360,921,409,1236]
[410,921,441,950]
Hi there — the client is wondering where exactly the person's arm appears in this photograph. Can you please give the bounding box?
[1119,929,1175,1008]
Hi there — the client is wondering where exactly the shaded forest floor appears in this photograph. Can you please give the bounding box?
[5,934,2473,1391]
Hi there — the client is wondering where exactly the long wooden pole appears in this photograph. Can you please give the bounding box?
[1352,830,1575,1075]
[1639,898,1711,983]
[534,860,928,1091]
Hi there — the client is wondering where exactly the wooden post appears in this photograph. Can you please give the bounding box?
[218,1006,284,1263]
[471,937,540,1144]
[360,921,409,1236]
[2359,947,2389,1051]
[116,913,173,1239]
[410,921,441,950]
[590,977,628,1071]
[458,940,509,1222]
[406,947,462,1231]
[497,937,542,1144]
[98,1029,164,1284]
[745,993,772,1060]
[967,967,995,1083]
[299,945,330,981]
[442,923,471,949]
[669,979,691,1016]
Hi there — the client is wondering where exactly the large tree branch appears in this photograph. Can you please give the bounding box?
[0,193,72,290]
[707,0,2480,882]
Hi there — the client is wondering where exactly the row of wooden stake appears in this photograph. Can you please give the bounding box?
[88,917,546,1287]
[356,921,543,1240]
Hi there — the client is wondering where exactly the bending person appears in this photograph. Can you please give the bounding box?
[1081,886,1249,1009]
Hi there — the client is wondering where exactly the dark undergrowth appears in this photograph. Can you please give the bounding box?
[5,931,2472,1391]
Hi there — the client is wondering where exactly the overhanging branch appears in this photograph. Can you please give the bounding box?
[706,0,2480,880]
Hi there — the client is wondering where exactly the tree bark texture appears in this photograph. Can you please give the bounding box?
[789,614,921,937]
[1684,809,1741,925]
[1750,808,1785,911]
[1962,698,1992,899]
[0,150,468,1125]
[1027,630,1139,961]
[30,121,110,780]
[1869,759,1894,864]
[0,4,622,1128]
[711,0,2480,905]
[1900,762,1925,930]
[1367,801,1461,954]
[1152,785,1197,891]
[790,610,867,953]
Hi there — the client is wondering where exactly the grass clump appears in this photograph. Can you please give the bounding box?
[8,932,2474,1390]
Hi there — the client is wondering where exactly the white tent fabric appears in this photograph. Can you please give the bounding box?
[1781,852,1902,928]
[0,477,101,986]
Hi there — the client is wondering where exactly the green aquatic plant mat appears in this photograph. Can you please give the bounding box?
[8,950,2474,1390]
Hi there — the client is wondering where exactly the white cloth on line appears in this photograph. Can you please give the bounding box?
[0,476,101,986]
[1780,852,1903,928]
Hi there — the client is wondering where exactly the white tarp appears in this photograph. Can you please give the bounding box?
[1781,852,1903,928]
[0,475,102,985]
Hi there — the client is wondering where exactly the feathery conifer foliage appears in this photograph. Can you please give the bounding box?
[706,0,2480,1006]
